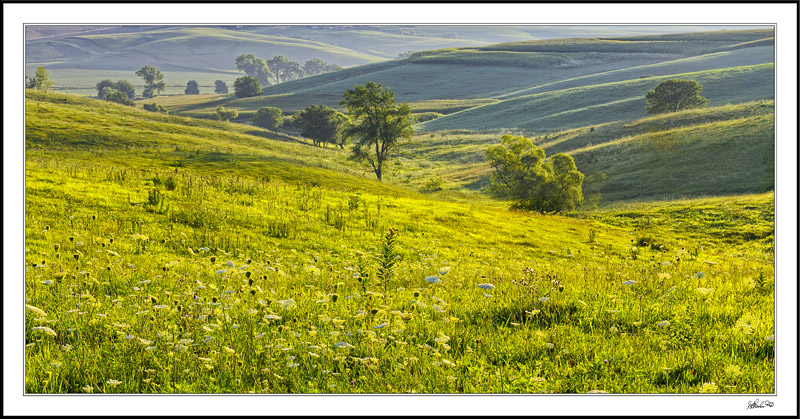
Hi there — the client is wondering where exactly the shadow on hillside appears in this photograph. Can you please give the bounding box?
[244,129,316,147]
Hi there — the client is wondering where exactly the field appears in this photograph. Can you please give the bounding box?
[21,23,779,399]
[24,91,775,394]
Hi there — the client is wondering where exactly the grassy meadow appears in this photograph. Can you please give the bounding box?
[24,90,775,394]
[21,25,778,397]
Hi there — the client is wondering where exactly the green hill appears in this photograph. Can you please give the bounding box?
[420,64,774,133]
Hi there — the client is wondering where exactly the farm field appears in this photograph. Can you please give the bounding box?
[21,23,780,400]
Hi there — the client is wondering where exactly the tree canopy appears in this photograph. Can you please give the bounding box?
[233,76,262,98]
[267,55,303,84]
[293,105,351,148]
[645,78,709,115]
[135,65,166,98]
[340,82,413,181]
[235,54,272,86]
[487,135,584,214]
[302,58,342,76]
[252,107,284,130]
[27,66,54,92]
[185,80,200,95]
[214,106,238,122]
[214,80,229,94]
[105,90,135,107]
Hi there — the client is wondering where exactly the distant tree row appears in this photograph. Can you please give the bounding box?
[235,54,341,86]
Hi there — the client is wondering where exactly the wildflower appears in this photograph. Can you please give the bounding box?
[32,326,57,337]
[477,283,495,290]
[482,293,493,298]
[539,297,550,302]
[695,288,714,299]
[765,335,775,341]
[695,272,706,279]
[335,342,353,349]
[263,314,282,321]
[699,382,719,393]
[374,323,389,330]
[215,269,227,274]
[609,326,618,334]
[657,320,671,327]
[82,385,94,393]
[439,267,450,275]
[226,261,235,268]
[106,379,122,386]
[525,309,541,316]
[724,365,742,378]
[658,273,672,280]
[277,299,296,309]
[425,276,441,284]
[545,343,555,350]
[622,280,636,286]
[223,346,235,354]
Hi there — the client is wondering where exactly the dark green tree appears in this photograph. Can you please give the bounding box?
[97,79,135,99]
[645,78,709,115]
[214,80,229,94]
[252,107,284,130]
[487,134,584,214]
[28,66,54,91]
[340,82,413,181]
[185,80,200,95]
[143,103,169,114]
[267,55,303,84]
[105,90,135,107]
[293,104,351,148]
[235,54,272,86]
[214,106,238,122]
[233,76,262,98]
[136,65,166,98]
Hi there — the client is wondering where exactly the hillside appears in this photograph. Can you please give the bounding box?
[396,101,774,204]
[23,90,775,394]
[420,63,774,133]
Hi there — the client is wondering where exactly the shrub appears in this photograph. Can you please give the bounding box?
[233,76,262,98]
[143,103,169,114]
[252,107,284,130]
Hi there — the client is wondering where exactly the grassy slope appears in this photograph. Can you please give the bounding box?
[396,101,774,204]
[23,90,774,394]
[421,64,774,133]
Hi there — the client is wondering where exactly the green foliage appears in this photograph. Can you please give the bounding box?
[184,80,200,95]
[487,135,584,213]
[292,104,350,148]
[374,228,401,293]
[142,103,169,114]
[252,107,284,130]
[302,58,342,76]
[235,54,273,86]
[135,65,166,98]
[233,76,262,98]
[105,90,135,107]
[214,80,229,94]
[214,106,238,122]
[267,55,303,84]
[97,80,136,99]
[341,82,413,181]
[27,66,54,92]
[646,79,709,115]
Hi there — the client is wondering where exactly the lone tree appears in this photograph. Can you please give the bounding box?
[98,80,136,99]
[293,104,351,148]
[185,80,200,95]
[214,80,229,94]
[214,106,238,122]
[233,76,262,98]
[645,78,709,115]
[487,134,584,214]
[266,55,303,84]
[136,65,166,98]
[340,82,413,181]
[27,66,54,91]
[235,54,272,86]
[252,107,284,130]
